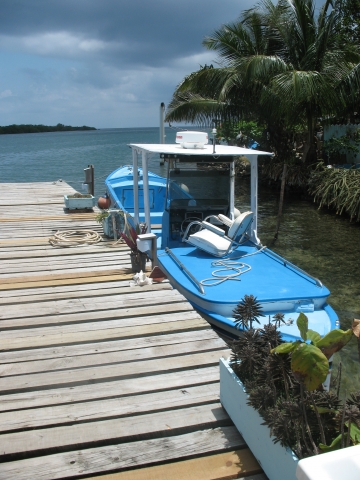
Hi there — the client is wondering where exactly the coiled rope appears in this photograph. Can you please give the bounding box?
[200,259,251,287]
[199,246,267,287]
[49,230,103,248]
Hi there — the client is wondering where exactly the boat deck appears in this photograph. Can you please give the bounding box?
[0,182,266,479]
[158,243,336,340]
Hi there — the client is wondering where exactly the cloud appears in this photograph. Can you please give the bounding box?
[0,90,13,99]
[0,32,109,58]
[0,0,252,127]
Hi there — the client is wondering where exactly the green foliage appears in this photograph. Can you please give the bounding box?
[297,312,309,341]
[230,312,359,458]
[323,130,360,164]
[0,124,96,135]
[217,120,264,145]
[336,0,360,45]
[233,294,265,330]
[308,162,360,221]
[166,0,360,165]
[272,313,353,391]
[95,211,110,223]
[291,343,329,390]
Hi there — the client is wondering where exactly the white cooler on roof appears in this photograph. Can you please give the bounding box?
[175,131,208,149]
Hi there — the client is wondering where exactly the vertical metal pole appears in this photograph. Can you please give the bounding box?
[250,155,260,244]
[229,160,235,220]
[132,149,139,225]
[160,103,165,165]
[90,165,94,196]
[142,150,151,233]
[160,103,165,144]
[212,128,217,154]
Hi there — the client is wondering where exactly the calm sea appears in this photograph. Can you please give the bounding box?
[1,127,359,394]
[0,127,179,199]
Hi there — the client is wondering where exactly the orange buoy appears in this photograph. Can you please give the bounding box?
[97,194,111,210]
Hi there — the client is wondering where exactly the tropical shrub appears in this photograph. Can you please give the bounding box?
[308,162,360,221]
[229,296,358,459]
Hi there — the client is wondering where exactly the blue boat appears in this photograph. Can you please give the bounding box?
[105,165,167,229]
[125,137,338,341]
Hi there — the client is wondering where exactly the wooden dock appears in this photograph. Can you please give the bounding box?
[0,181,266,479]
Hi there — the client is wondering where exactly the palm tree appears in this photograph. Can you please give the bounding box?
[166,0,360,164]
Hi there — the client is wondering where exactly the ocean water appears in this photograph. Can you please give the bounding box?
[1,127,359,395]
[0,127,179,199]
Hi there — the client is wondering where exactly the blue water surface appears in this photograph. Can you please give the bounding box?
[0,127,177,199]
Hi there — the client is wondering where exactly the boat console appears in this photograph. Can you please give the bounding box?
[162,164,231,248]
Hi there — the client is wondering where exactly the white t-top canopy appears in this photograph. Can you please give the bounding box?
[129,143,272,159]
[128,142,273,243]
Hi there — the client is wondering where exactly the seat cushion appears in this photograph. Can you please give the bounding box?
[187,229,231,256]
[228,211,253,240]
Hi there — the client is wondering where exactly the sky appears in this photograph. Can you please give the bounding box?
[0,0,256,129]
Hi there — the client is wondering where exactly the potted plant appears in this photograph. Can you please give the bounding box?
[95,208,129,238]
[64,192,96,210]
[119,216,149,273]
[220,295,358,480]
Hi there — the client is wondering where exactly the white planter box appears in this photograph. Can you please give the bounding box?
[64,195,96,210]
[220,357,299,480]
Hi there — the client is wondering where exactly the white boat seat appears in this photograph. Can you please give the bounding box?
[217,213,234,227]
[184,211,254,257]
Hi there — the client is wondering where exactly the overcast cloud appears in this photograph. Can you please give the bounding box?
[0,0,258,128]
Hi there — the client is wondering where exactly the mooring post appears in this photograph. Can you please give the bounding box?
[84,164,95,196]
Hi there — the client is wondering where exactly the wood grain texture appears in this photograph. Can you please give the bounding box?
[0,181,263,480]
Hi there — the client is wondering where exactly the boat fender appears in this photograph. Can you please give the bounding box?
[97,193,111,210]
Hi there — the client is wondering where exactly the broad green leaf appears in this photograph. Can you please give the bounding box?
[307,329,321,344]
[271,341,300,354]
[349,423,360,444]
[319,434,342,452]
[291,343,329,391]
[297,313,308,341]
[316,329,353,359]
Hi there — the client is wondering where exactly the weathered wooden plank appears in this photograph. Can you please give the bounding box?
[0,336,225,376]
[85,450,264,480]
[0,281,170,303]
[0,268,132,284]
[0,181,260,480]
[0,289,184,321]
[0,403,230,457]
[0,317,208,350]
[0,366,219,412]
[0,214,98,222]
[0,329,218,363]
[0,427,245,480]
[0,280,173,305]
[0,271,137,289]
[0,383,219,432]
[0,248,129,268]
[0,349,229,392]
[0,241,115,254]
[0,309,200,340]
[0,263,138,279]
[0,299,189,329]
[0,250,127,265]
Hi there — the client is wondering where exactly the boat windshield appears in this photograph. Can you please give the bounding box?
[166,162,230,211]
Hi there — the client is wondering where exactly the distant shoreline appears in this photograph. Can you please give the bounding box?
[0,123,96,135]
